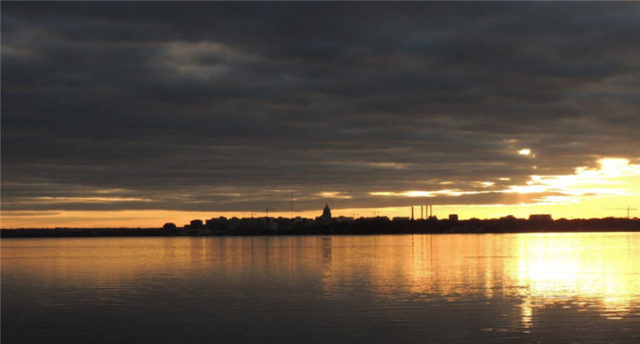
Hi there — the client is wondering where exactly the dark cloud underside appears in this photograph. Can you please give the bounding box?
[2,2,639,212]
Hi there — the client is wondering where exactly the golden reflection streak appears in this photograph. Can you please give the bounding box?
[515,233,640,320]
[3,234,639,326]
[315,234,640,325]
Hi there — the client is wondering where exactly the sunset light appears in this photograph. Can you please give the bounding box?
[2,157,639,227]
[2,3,639,343]
[518,148,532,156]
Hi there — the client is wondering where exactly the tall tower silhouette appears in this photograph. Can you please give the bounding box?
[321,203,332,220]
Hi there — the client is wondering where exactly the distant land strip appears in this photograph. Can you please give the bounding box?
[2,217,639,238]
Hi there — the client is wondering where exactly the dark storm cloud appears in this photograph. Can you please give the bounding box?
[2,2,639,213]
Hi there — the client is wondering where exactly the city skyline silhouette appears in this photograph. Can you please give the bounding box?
[2,2,639,228]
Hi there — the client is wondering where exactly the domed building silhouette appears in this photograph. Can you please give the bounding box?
[321,202,332,220]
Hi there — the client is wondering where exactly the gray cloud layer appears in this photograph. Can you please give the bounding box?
[2,2,639,212]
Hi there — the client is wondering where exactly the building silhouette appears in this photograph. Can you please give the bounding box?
[529,214,552,222]
[321,202,332,220]
[163,222,177,230]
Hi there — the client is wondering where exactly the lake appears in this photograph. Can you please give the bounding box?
[2,233,640,343]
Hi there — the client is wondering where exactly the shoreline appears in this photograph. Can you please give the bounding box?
[3,217,639,238]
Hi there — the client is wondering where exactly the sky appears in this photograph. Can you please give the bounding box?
[2,2,640,228]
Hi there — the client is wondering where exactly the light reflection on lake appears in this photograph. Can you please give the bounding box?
[2,233,640,343]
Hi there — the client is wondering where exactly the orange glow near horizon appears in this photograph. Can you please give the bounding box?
[2,158,639,228]
[2,200,638,229]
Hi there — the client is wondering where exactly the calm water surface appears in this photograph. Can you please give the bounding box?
[2,233,640,343]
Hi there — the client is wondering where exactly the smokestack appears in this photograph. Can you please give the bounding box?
[421,205,424,219]
[411,206,414,220]
[425,199,428,218]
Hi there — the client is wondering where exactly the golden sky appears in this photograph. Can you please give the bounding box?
[2,157,638,228]
[3,3,640,229]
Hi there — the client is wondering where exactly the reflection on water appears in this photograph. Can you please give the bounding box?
[516,235,639,320]
[2,233,640,343]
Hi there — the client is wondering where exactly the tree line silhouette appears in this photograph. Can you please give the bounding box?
[2,216,639,238]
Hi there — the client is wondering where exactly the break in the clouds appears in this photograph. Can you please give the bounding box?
[2,2,640,214]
